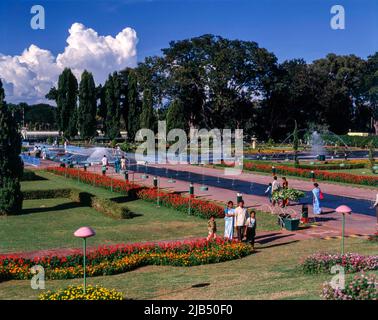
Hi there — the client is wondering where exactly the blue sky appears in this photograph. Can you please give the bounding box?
[0,0,377,103]
[1,0,377,62]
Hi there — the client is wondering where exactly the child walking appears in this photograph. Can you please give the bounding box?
[244,211,257,249]
[265,183,272,203]
[207,215,217,240]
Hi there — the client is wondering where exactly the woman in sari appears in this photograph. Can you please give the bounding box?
[224,201,235,240]
[312,183,322,215]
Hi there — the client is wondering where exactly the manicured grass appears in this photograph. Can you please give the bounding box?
[0,170,278,253]
[330,168,377,177]
[0,197,206,253]
[0,237,376,300]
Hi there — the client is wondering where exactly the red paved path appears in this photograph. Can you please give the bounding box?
[14,160,375,259]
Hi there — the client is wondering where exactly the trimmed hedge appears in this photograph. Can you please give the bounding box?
[322,134,378,148]
[22,188,132,220]
[21,170,46,181]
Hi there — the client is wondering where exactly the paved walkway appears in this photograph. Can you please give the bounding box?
[109,163,377,237]
[24,161,377,246]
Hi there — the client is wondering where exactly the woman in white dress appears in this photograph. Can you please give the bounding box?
[224,201,235,240]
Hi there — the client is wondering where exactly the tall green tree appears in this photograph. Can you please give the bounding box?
[127,70,141,141]
[105,73,122,140]
[0,80,23,215]
[46,68,78,138]
[78,70,97,140]
[166,99,186,132]
[96,84,107,133]
[140,88,156,131]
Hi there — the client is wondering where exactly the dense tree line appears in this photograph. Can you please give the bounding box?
[0,79,23,215]
[12,33,376,142]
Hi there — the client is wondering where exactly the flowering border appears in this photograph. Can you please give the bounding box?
[301,253,378,274]
[45,167,225,219]
[0,239,253,281]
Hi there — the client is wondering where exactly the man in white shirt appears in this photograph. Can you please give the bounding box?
[271,176,280,206]
[234,200,247,241]
[373,193,378,234]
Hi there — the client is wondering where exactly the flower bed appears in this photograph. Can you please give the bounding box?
[301,253,378,274]
[46,167,225,219]
[321,273,377,300]
[220,161,378,187]
[39,285,124,300]
[137,188,224,219]
[0,239,253,281]
[46,167,145,198]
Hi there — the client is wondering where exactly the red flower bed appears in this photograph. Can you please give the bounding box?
[46,167,224,219]
[220,161,378,187]
[137,188,224,219]
[0,238,252,280]
[46,167,145,197]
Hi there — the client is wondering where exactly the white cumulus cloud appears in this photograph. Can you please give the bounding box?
[0,23,138,104]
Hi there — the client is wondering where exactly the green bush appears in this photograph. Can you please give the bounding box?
[23,188,72,200]
[322,273,377,300]
[21,170,46,181]
[22,188,133,219]
[322,134,378,148]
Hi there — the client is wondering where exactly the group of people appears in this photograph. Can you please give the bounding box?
[264,175,323,215]
[207,200,257,249]
[101,155,127,175]
[264,176,289,207]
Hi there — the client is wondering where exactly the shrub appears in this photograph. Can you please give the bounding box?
[39,285,124,300]
[21,170,45,181]
[301,253,378,274]
[23,188,72,200]
[321,273,377,300]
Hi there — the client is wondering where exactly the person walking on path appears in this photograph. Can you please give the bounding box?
[224,201,235,240]
[101,155,108,176]
[282,177,289,207]
[265,183,272,203]
[234,200,247,241]
[121,155,127,171]
[244,210,257,249]
[373,193,378,235]
[207,215,217,241]
[271,176,280,206]
[312,183,323,215]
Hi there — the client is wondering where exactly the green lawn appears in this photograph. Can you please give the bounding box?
[0,170,278,253]
[0,237,376,300]
[0,170,376,300]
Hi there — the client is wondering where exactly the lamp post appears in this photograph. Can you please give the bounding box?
[272,166,276,176]
[188,183,194,215]
[335,205,352,255]
[236,193,243,204]
[74,226,96,294]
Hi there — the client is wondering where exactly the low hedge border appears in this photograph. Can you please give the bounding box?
[46,167,226,219]
[22,188,132,219]
[21,170,46,181]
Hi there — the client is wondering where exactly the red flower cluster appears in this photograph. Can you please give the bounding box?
[0,238,252,281]
[46,167,224,218]
[137,188,224,219]
[221,161,378,187]
[46,167,145,196]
